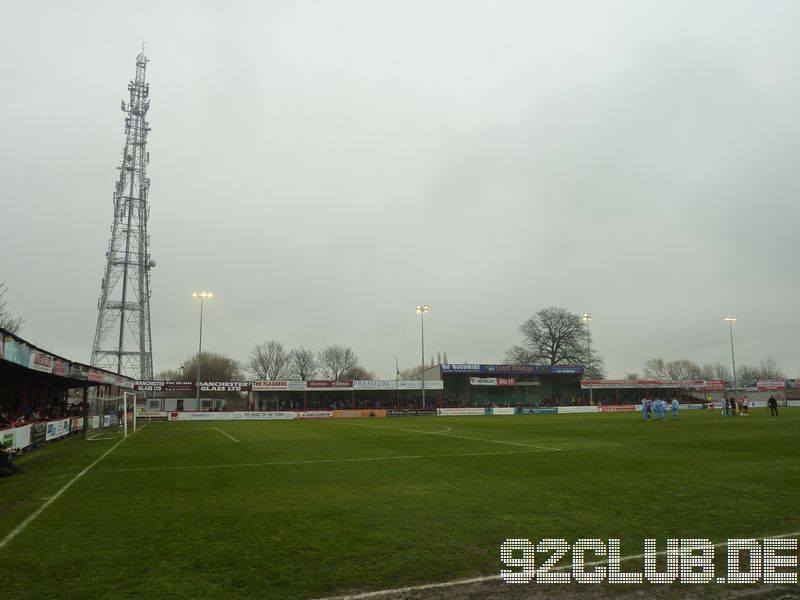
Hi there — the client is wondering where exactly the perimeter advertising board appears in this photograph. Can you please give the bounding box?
[331,409,387,418]
[436,407,485,416]
[45,419,71,440]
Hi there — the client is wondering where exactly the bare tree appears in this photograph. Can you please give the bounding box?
[182,352,241,381]
[505,345,537,363]
[0,281,24,334]
[624,372,639,380]
[644,358,701,379]
[248,340,292,380]
[757,356,784,379]
[506,306,604,378]
[349,366,377,380]
[643,359,669,379]
[397,366,421,380]
[738,357,785,382]
[698,362,732,381]
[665,359,702,379]
[318,345,360,380]
[289,347,318,380]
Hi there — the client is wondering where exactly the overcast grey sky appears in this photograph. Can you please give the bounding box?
[1,1,799,379]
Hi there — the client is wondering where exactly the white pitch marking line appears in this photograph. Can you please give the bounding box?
[332,422,453,435]
[0,437,128,550]
[98,448,546,473]
[214,427,240,444]
[331,420,561,451]
[313,530,800,600]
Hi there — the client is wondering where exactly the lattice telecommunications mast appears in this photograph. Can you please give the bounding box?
[91,50,155,379]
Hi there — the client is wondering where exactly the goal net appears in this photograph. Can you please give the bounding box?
[87,391,138,437]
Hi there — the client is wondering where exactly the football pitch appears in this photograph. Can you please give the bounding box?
[2,410,799,599]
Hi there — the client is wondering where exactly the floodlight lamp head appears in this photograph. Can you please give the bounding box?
[416,305,429,314]
[582,313,592,321]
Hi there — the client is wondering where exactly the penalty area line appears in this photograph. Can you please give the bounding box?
[98,448,547,472]
[313,530,800,600]
[214,427,240,443]
[330,420,562,451]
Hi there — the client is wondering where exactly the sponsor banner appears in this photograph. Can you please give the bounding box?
[0,426,30,449]
[442,364,583,376]
[53,359,67,377]
[351,380,445,391]
[0,428,14,448]
[441,364,481,373]
[168,412,233,421]
[470,377,518,386]
[69,417,84,432]
[489,407,516,415]
[787,400,800,407]
[582,379,723,390]
[252,381,289,391]
[598,404,636,412]
[519,407,557,415]
[67,363,89,380]
[200,381,251,392]
[295,411,332,419]
[307,380,353,388]
[45,418,71,441]
[703,380,726,391]
[135,380,165,392]
[557,406,599,414]
[757,380,786,391]
[134,381,197,392]
[29,351,55,373]
[399,380,443,390]
[386,408,438,417]
[3,338,32,367]
[31,422,46,445]
[165,381,196,392]
[436,407,485,416]
[233,411,295,420]
[88,368,105,383]
[331,409,387,418]
[251,380,306,391]
[354,380,397,390]
[12,424,31,449]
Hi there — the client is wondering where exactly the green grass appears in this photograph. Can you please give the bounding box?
[2,409,799,598]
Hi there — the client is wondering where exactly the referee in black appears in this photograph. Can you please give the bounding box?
[768,395,779,417]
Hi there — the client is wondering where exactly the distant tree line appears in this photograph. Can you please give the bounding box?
[246,341,377,381]
[634,357,784,382]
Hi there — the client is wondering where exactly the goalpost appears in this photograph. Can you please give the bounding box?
[87,391,139,438]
